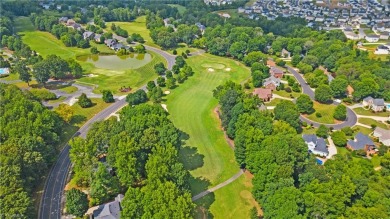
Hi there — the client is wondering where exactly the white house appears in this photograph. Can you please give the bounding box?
[365,34,380,42]
[373,127,390,146]
[363,96,386,112]
[303,134,329,157]
[374,45,390,55]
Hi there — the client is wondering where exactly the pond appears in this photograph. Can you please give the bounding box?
[77,53,152,70]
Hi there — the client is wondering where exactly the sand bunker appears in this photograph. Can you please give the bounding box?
[161,104,168,112]
[87,74,98,77]
[208,68,215,72]
[65,97,77,106]
[164,90,170,95]
[225,68,231,71]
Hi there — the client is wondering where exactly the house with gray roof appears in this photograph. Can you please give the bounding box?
[363,96,385,112]
[303,134,329,157]
[373,127,390,146]
[263,76,281,91]
[86,194,124,219]
[347,132,376,155]
[83,31,95,40]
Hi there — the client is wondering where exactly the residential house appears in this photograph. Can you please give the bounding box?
[302,134,329,157]
[373,127,390,146]
[85,194,124,219]
[105,39,117,47]
[269,67,284,78]
[281,48,291,58]
[347,132,376,155]
[364,96,386,112]
[263,76,281,91]
[94,34,102,43]
[112,43,126,51]
[266,59,276,68]
[379,31,389,40]
[253,88,272,102]
[66,19,76,26]
[374,45,390,55]
[59,17,68,23]
[365,34,380,42]
[83,31,95,40]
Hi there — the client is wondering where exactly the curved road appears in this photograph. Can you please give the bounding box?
[287,66,357,129]
[39,46,175,219]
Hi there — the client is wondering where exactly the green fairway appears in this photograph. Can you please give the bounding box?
[167,4,187,14]
[304,102,337,124]
[105,16,158,47]
[166,53,256,218]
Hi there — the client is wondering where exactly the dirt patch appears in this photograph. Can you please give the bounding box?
[213,107,235,149]
[241,171,263,217]
[225,68,231,71]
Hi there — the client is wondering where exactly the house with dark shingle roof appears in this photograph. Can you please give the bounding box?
[347,132,376,155]
[83,31,95,40]
[85,194,124,219]
[303,134,329,157]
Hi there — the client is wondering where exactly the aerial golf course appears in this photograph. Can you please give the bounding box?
[12,15,259,218]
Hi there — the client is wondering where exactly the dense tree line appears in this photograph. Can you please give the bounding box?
[0,84,65,218]
[68,104,194,217]
[214,81,390,218]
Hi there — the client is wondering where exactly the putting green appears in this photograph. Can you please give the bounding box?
[201,63,226,70]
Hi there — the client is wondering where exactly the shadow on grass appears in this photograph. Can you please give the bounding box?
[189,175,215,219]
[70,115,87,125]
[180,146,204,171]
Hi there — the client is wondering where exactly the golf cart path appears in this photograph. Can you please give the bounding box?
[192,169,244,201]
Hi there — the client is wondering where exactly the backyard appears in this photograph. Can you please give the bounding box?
[165,53,256,218]
[353,107,390,117]
[304,102,338,124]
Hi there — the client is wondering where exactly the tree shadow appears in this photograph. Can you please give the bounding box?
[70,115,87,125]
[189,175,215,219]
[180,146,204,171]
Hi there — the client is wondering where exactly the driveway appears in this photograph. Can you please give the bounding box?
[326,136,337,159]
[287,66,357,130]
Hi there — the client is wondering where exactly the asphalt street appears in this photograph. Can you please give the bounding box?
[39,45,175,219]
[287,66,357,129]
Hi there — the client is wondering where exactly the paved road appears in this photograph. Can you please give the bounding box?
[287,66,357,130]
[39,45,174,219]
[191,170,244,201]
[112,34,176,69]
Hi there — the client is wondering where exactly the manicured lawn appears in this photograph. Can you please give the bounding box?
[77,50,165,94]
[337,147,350,156]
[371,155,381,168]
[304,102,337,124]
[167,44,199,55]
[105,16,158,47]
[353,107,390,117]
[47,96,66,104]
[353,125,373,135]
[265,98,285,106]
[273,89,300,98]
[70,98,112,127]
[166,53,255,218]
[302,126,317,135]
[59,86,78,94]
[0,73,20,81]
[358,118,390,130]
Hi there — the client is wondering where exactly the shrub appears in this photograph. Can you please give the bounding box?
[185,49,190,54]
[316,112,322,118]
[333,104,347,120]
[342,97,352,104]
[285,87,292,93]
[126,90,148,105]
[302,121,308,127]
[173,50,177,55]
[102,90,114,103]
[30,89,57,101]
[78,93,93,108]
[371,124,377,129]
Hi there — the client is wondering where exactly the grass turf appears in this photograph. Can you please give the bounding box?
[166,53,256,218]
[105,16,158,47]
[353,125,373,135]
[353,107,390,117]
[77,50,165,94]
[58,86,78,94]
[304,102,337,124]
[273,89,300,98]
[358,118,390,130]
[69,98,113,127]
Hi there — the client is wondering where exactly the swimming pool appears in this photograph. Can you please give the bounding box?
[387,104,390,111]
[0,68,10,75]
